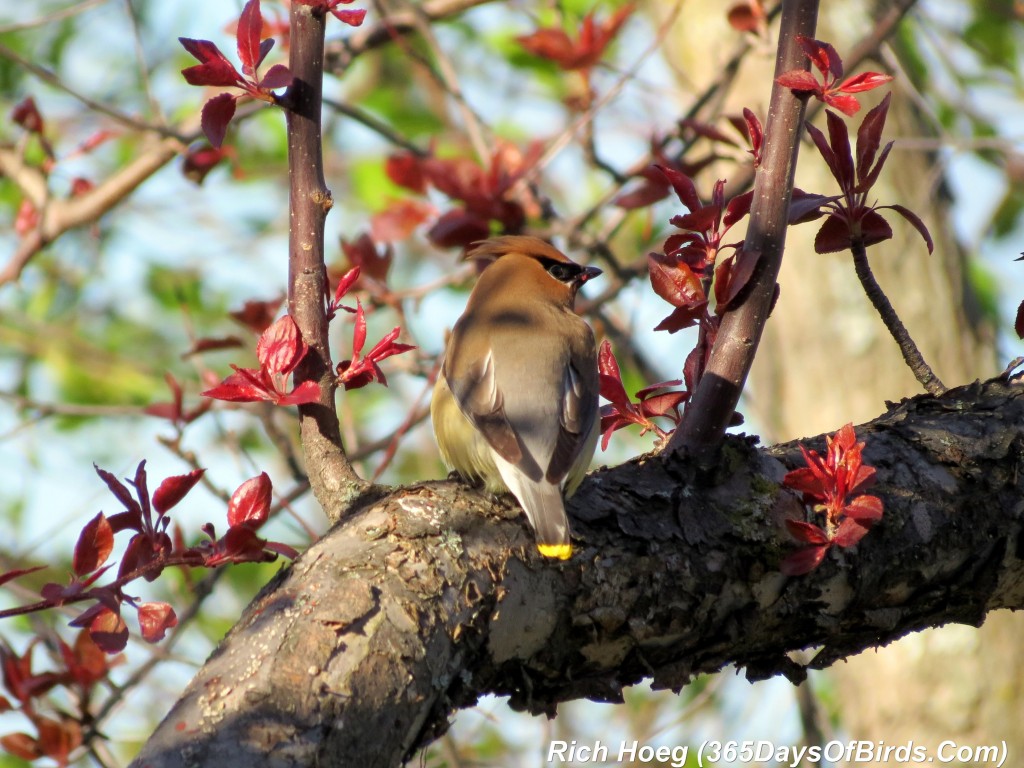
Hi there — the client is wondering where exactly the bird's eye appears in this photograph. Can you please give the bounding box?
[547,263,577,282]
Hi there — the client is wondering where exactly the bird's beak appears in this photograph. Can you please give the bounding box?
[578,265,603,284]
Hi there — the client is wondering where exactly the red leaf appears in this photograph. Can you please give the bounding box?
[825,110,854,190]
[1016,301,1024,340]
[653,304,706,334]
[0,565,46,588]
[370,198,434,243]
[822,93,862,116]
[838,71,893,94]
[11,95,45,134]
[227,472,273,528]
[276,379,322,405]
[597,340,630,407]
[202,367,274,402]
[714,246,759,310]
[333,264,362,307]
[637,390,688,422]
[723,190,754,227]
[858,209,895,248]
[137,602,179,643]
[94,465,142,516]
[73,513,114,576]
[236,0,264,76]
[648,253,704,308]
[332,7,367,26]
[201,92,237,148]
[426,209,491,249]
[259,64,293,90]
[183,336,245,357]
[615,180,670,209]
[655,165,701,212]
[89,607,129,654]
[62,630,112,689]
[263,540,300,559]
[782,465,826,499]
[813,213,855,254]
[257,314,307,375]
[855,141,893,194]
[179,38,242,86]
[833,517,871,547]
[787,189,832,224]
[804,121,842,188]
[726,1,766,34]
[670,205,721,234]
[780,544,829,576]
[880,204,934,254]
[785,519,830,545]
[855,92,890,182]
[742,107,763,163]
[796,35,842,80]
[385,152,427,194]
[153,469,206,514]
[351,299,367,356]
[0,733,41,761]
[230,296,284,333]
[844,494,883,523]
[775,70,821,92]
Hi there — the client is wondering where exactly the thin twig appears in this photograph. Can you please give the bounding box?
[850,239,946,395]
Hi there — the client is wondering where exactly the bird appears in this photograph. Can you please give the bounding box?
[431,235,602,560]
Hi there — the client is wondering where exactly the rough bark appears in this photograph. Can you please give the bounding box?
[130,376,1024,768]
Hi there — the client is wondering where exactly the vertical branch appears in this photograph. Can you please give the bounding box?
[669,0,819,455]
[285,3,367,521]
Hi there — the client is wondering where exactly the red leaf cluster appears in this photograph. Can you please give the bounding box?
[794,93,934,256]
[516,5,634,71]
[336,301,416,390]
[202,314,321,405]
[179,0,299,146]
[775,35,893,116]
[647,166,754,332]
[0,631,119,765]
[199,473,298,567]
[384,144,542,249]
[780,424,884,575]
[597,340,688,449]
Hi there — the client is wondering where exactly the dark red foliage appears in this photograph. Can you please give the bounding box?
[775,35,893,116]
[795,93,934,256]
[202,314,321,405]
[383,144,542,249]
[597,341,688,449]
[336,301,416,390]
[516,5,634,71]
[179,0,296,146]
[780,424,884,575]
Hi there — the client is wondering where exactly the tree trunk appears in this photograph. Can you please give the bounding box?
[130,377,1024,768]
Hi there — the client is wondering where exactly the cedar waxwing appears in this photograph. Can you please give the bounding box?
[431,235,602,559]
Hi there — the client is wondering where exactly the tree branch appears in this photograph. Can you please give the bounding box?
[130,375,1024,768]
[670,0,819,453]
[284,3,368,522]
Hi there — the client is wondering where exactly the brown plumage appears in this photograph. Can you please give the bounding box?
[431,235,602,559]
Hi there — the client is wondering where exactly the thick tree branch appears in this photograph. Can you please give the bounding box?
[131,376,1024,768]
[671,0,819,453]
[284,4,367,521]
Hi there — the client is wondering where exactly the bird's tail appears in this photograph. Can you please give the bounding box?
[501,470,572,559]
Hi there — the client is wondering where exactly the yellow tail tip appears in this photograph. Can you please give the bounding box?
[537,543,573,560]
